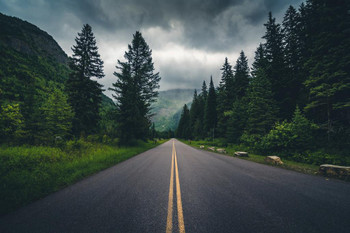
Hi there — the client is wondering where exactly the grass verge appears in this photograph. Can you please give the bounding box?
[0,139,167,216]
[181,140,319,176]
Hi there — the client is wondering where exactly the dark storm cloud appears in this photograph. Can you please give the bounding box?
[0,0,301,51]
[0,0,304,94]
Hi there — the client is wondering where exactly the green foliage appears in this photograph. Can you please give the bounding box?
[0,103,25,141]
[176,104,191,139]
[39,88,74,144]
[66,24,104,136]
[303,0,350,147]
[234,51,250,98]
[245,69,278,137]
[0,139,166,215]
[111,31,161,144]
[260,107,318,155]
[263,12,290,119]
[204,77,217,134]
[217,58,234,137]
[226,98,247,143]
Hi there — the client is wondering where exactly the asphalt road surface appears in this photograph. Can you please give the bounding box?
[1,139,349,233]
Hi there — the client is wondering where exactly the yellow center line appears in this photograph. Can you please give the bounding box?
[166,140,186,233]
[166,141,175,233]
[174,142,186,233]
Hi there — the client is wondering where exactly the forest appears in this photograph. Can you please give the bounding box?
[176,0,350,165]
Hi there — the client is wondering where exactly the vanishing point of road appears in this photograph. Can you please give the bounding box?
[1,139,349,233]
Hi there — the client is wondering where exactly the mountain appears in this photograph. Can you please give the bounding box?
[151,89,195,131]
[0,12,113,107]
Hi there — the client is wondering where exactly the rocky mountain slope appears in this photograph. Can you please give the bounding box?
[0,12,113,106]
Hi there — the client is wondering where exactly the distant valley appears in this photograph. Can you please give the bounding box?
[151,89,195,132]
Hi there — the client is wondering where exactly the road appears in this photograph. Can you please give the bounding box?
[1,139,349,233]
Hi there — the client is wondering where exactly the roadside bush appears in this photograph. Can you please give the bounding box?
[292,151,350,166]
[260,107,317,156]
[65,139,92,152]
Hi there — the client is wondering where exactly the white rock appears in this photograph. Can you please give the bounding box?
[216,148,227,154]
[234,151,249,157]
[264,156,283,165]
[319,164,350,179]
[208,147,215,151]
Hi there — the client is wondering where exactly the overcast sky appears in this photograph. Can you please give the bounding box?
[1,0,303,97]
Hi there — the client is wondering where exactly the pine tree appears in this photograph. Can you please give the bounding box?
[216,58,234,137]
[282,5,305,111]
[303,0,350,146]
[201,81,208,101]
[251,43,268,77]
[111,31,161,144]
[204,77,217,137]
[263,12,289,119]
[234,51,250,98]
[66,24,104,136]
[245,69,278,138]
[196,81,208,137]
[176,104,191,139]
[226,98,247,143]
[189,89,201,137]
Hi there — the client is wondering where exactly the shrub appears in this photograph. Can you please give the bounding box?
[260,106,317,156]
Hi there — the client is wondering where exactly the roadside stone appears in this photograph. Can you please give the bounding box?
[234,151,248,157]
[208,147,215,152]
[200,145,205,149]
[264,156,283,165]
[216,148,227,154]
[319,164,350,180]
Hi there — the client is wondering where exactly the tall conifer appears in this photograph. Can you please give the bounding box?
[66,24,104,136]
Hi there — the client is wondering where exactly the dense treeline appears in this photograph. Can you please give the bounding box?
[177,0,350,163]
[0,19,161,145]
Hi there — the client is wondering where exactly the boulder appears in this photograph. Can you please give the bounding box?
[319,164,350,180]
[234,151,249,157]
[199,145,205,149]
[208,147,215,152]
[216,148,227,154]
[264,156,283,165]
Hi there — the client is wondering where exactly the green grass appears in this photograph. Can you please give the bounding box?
[0,139,167,216]
[182,140,319,176]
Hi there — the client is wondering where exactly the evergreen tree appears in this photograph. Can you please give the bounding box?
[201,81,208,101]
[226,98,247,143]
[204,77,217,138]
[251,43,268,77]
[195,81,208,137]
[40,88,74,144]
[189,89,201,137]
[216,58,234,137]
[245,69,278,138]
[263,12,289,119]
[66,24,104,136]
[282,5,305,111]
[176,104,191,139]
[234,51,250,98]
[303,0,350,146]
[111,31,160,144]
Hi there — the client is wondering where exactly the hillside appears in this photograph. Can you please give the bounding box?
[0,12,113,108]
[151,89,195,131]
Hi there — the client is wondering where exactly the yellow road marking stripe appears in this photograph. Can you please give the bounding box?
[166,140,186,233]
[166,141,175,233]
[174,142,186,233]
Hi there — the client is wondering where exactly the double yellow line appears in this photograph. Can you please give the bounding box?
[166,140,185,233]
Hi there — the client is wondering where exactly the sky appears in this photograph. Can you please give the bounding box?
[0,0,303,97]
